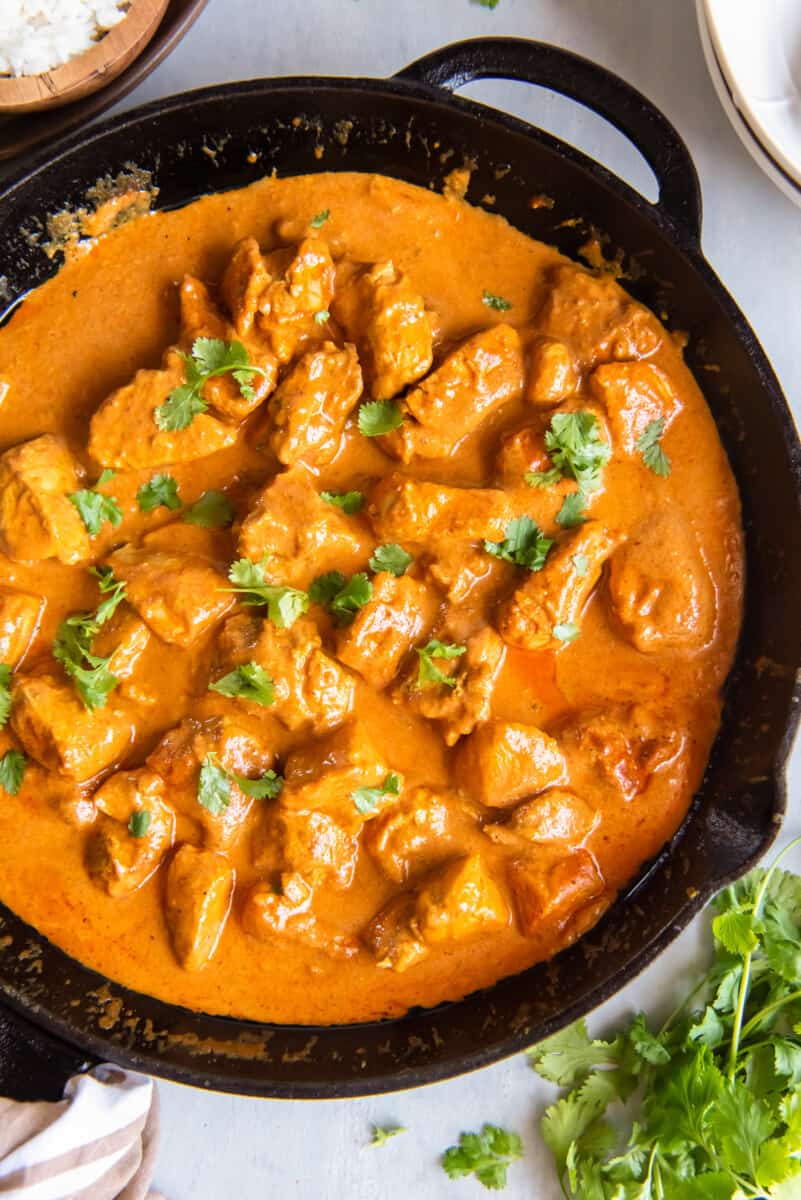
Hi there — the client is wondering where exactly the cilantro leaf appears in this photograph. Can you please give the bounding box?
[154,383,208,432]
[0,664,12,729]
[209,662,275,707]
[358,399,403,437]
[234,769,283,800]
[529,411,611,494]
[556,491,587,529]
[310,209,330,228]
[369,1124,407,1147]
[320,490,364,514]
[183,490,234,528]
[197,755,232,814]
[442,1124,523,1190]
[309,571,372,625]
[137,473,181,513]
[482,289,512,311]
[416,639,466,689]
[553,622,580,643]
[527,1019,626,1087]
[226,559,309,629]
[155,337,265,431]
[0,748,25,796]
[352,772,402,816]
[637,418,672,477]
[53,570,127,710]
[68,484,123,536]
[369,543,413,576]
[484,516,552,572]
[128,810,151,838]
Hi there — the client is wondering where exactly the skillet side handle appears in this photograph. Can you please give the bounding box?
[0,1001,96,1101]
[395,37,702,242]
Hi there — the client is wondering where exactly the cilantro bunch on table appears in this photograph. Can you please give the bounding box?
[529,841,801,1200]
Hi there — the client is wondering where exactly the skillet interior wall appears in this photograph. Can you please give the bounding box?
[0,79,798,1095]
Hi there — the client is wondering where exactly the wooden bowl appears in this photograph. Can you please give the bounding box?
[0,0,170,115]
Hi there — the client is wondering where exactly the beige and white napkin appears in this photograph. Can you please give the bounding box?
[0,1064,164,1199]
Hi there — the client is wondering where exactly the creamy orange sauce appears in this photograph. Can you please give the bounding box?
[0,172,743,1024]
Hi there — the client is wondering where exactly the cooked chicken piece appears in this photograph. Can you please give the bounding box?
[363,785,476,883]
[87,769,175,897]
[216,613,355,733]
[220,237,272,337]
[281,721,393,827]
[242,873,358,959]
[525,336,577,407]
[11,674,134,782]
[106,544,233,648]
[508,848,605,937]
[494,424,553,487]
[403,627,506,746]
[425,540,506,606]
[0,435,91,565]
[589,360,681,453]
[560,704,685,802]
[368,473,513,544]
[238,468,366,588]
[608,509,717,654]
[537,263,663,368]
[256,238,336,363]
[267,341,362,468]
[88,359,238,470]
[28,765,97,829]
[498,523,617,651]
[381,324,523,461]
[165,844,235,971]
[454,720,565,808]
[485,788,599,849]
[332,260,434,400]
[362,892,428,972]
[252,807,358,889]
[178,276,277,421]
[335,573,437,689]
[0,587,44,665]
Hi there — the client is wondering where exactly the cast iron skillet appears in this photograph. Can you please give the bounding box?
[1,37,800,1101]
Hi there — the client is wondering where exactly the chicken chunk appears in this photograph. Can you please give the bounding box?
[0,435,91,565]
[589,361,682,454]
[363,785,475,883]
[238,469,366,588]
[335,573,437,689]
[362,893,428,972]
[256,238,335,363]
[560,704,685,802]
[508,849,605,937]
[425,541,505,606]
[454,720,565,808]
[165,844,235,971]
[220,237,272,337]
[11,675,133,782]
[494,424,553,487]
[215,613,355,733]
[281,721,393,826]
[242,873,358,959]
[88,360,238,470]
[380,325,524,461]
[403,627,506,746]
[267,341,363,468]
[486,788,598,849]
[0,587,44,666]
[525,336,577,407]
[332,260,434,400]
[106,544,233,648]
[178,276,277,421]
[87,769,175,897]
[498,523,617,651]
[252,807,358,889]
[608,510,717,654]
[368,473,513,544]
[537,263,663,368]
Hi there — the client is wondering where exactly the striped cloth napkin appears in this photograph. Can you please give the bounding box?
[0,1064,164,1199]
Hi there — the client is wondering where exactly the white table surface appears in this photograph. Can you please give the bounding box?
[84,0,801,1195]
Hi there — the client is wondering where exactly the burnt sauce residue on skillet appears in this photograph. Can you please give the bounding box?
[0,172,742,1025]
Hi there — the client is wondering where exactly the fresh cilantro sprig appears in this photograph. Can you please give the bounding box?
[484,516,552,572]
[309,571,372,625]
[128,810,151,838]
[321,490,364,514]
[358,399,403,437]
[197,752,283,814]
[53,568,127,710]
[352,772,402,816]
[0,664,12,729]
[369,544,413,576]
[209,662,275,707]
[416,639,466,690]
[530,838,801,1200]
[183,490,234,528]
[442,1124,523,1190]
[69,470,123,536]
[137,473,181,513]
[0,748,26,796]
[555,492,587,529]
[637,418,672,477]
[526,411,611,494]
[225,558,309,629]
[155,338,267,432]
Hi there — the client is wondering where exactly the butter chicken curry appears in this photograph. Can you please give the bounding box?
[0,173,743,1024]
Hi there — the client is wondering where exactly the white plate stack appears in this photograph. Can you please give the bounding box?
[697,0,801,208]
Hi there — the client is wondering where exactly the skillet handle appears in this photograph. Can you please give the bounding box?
[395,37,702,242]
[0,1000,95,1101]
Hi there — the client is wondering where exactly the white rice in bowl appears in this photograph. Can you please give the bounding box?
[0,0,131,77]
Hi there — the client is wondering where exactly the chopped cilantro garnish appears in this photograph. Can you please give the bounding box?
[442,1124,523,1190]
[155,337,266,431]
[0,664,12,729]
[358,399,403,437]
[68,476,123,537]
[484,516,552,572]
[352,772,402,816]
[369,543,413,576]
[183,489,234,528]
[137,473,181,513]
[481,289,512,311]
[198,753,283,812]
[416,639,466,690]
[309,571,372,625]
[0,749,25,796]
[310,209,330,228]
[209,662,275,707]
[637,418,672,477]
[225,558,309,629]
[526,411,611,494]
[320,490,364,514]
[53,569,127,710]
[555,491,587,529]
[128,810,151,838]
